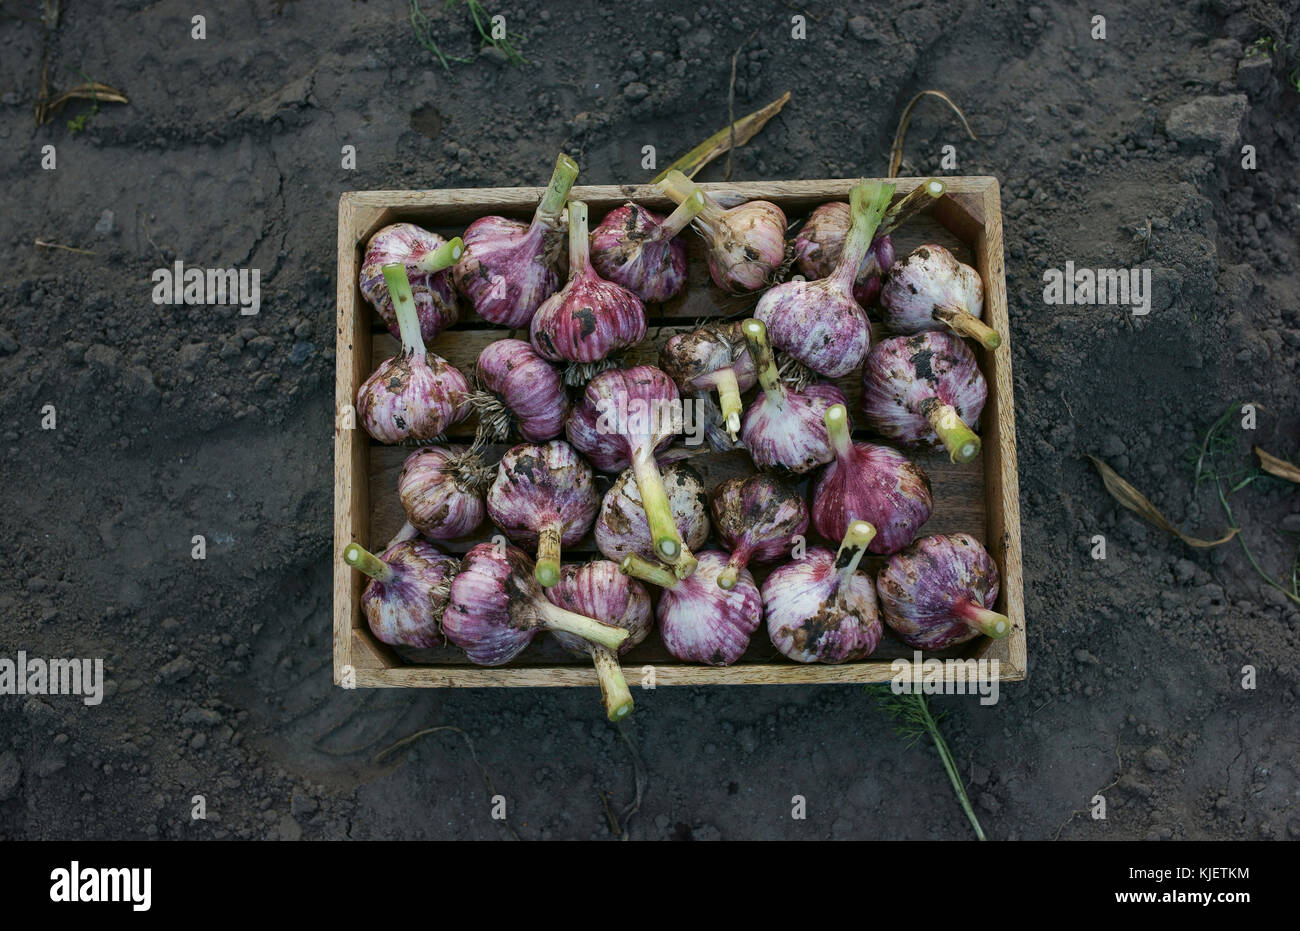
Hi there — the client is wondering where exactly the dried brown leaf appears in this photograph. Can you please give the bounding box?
[1088,456,1238,548]
[652,92,791,183]
[888,90,977,179]
[35,82,129,126]
[1254,446,1300,483]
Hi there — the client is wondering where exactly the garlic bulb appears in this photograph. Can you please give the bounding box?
[567,365,697,576]
[398,444,493,540]
[792,180,945,306]
[356,263,470,444]
[589,192,705,303]
[710,474,808,590]
[485,440,597,587]
[453,153,579,327]
[657,170,786,293]
[360,224,463,342]
[738,318,846,473]
[530,200,647,374]
[879,244,1000,350]
[621,551,762,666]
[811,404,933,554]
[343,539,457,649]
[659,320,756,443]
[755,179,895,378]
[860,331,986,463]
[443,543,629,665]
[763,520,882,664]
[472,338,570,443]
[876,533,1010,649]
[548,561,653,720]
[594,462,710,566]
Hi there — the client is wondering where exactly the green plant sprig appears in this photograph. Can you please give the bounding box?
[870,685,986,841]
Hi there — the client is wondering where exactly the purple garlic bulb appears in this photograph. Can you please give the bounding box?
[880,244,1000,350]
[548,560,653,721]
[356,263,471,444]
[763,520,882,664]
[359,223,463,342]
[588,192,705,303]
[658,170,787,293]
[486,440,598,587]
[710,475,808,590]
[792,180,945,307]
[793,202,894,306]
[861,331,987,463]
[398,444,494,540]
[453,153,579,328]
[530,200,647,374]
[443,543,629,666]
[876,533,1010,649]
[343,539,457,649]
[811,404,933,554]
[621,551,762,666]
[567,365,696,576]
[738,318,847,473]
[755,180,895,378]
[659,320,757,444]
[594,461,710,565]
[473,338,570,443]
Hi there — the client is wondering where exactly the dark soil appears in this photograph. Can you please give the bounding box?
[1,0,1297,840]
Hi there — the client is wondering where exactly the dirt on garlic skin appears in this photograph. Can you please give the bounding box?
[2,0,1297,842]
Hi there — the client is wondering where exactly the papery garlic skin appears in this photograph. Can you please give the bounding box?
[531,201,647,365]
[398,445,491,540]
[566,365,680,471]
[710,475,808,588]
[763,549,881,664]
[755,181,894,378]
[657,170,787,293]
[474,338,570,442]
[647,551,763,666]
[357,352,470,445]
[879,244,1000,349]
[589,198,699,303]
[877,533,1006,649]
[793,202,895,306]
[548,561,653,656]
[486,441,597,586]
[360,223,461,341]
[347,540,457,650]
[811,405,933,555]
[453,154,579,328]
[356,264,471,444]
[443,543,629,666]
[594,462,710,564]
[659,320,756,444]
[741,381,846,473]
[861,332,986,460]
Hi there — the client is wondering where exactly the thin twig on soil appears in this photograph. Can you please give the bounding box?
[373,724,521,840]
[1052,741,1123,840]
[35,239,95,255]
[887,90,977,178]
[725,27,761,180]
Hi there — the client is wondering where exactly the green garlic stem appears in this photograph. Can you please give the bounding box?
[382,263,427,359]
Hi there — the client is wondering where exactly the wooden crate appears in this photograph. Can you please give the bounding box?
[334,177,1025,688]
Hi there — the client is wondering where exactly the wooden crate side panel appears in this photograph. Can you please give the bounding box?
[971,178,1026,678]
